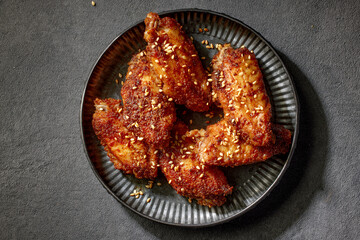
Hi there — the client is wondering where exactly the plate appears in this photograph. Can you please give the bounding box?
[80,9,299,227]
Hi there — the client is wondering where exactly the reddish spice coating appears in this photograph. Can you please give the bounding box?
[212,44,274,146]
[198,119,291,167]
[121,52,176,148]
[159,121,233,207]
[92,98,158,179]
[144,12,211,112]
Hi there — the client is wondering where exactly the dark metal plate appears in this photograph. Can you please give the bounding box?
[80,9,299,227]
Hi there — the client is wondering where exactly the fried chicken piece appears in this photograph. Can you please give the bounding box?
[144,12,211,112]
[159,121,233,207]
[121,52,176,147]
[92,98,158,179]
[212,44,274,146]
[198,119,291,167]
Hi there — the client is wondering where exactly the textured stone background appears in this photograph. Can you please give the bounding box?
[1,0,359,239]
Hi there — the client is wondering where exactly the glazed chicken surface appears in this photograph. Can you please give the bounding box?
[92,98,158,179]
[144,12,211,112]
[91,12,294,208]
[198,119,291,167]
[121,52,176,148]
[212,44,274,146]
[159,121,233,207]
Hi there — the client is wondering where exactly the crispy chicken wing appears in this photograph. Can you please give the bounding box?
[198,119,291,167]
[121,52,176,147]
[159,121,233,207]
[212,44,274,146]
[92,98,158,179]
[144,12,211,112]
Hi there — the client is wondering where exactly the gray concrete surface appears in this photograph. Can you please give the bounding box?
[1,0,359,239]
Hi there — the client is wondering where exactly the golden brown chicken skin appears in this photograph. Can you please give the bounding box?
[144,12,211,112]
[198,119,291,167]
[121,52,176,148]
[159,121,233,207]
[92,98,158,179]
[212,44,274,146]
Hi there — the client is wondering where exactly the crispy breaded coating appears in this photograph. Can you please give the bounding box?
[212,44,274,146]
[121,52,176,147]
[92,98,158,179]
[144,12,211,112]
[159,121,233,207]
[198,119,291,167]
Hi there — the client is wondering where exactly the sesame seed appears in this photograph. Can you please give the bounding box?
[91,1,96,6]
[198,28,203,33]
[125,115,129,119]
[157,182,161,186]
[132,86,137,90]
[169,180,172,184]
[204,28,209,32]
[191,54,197,57]
[168,98,173,102]
[201,57,206,60]
[115,79,119,84]
[137,137,144,141]
[147,198,151,203]
[199,173,204,178]
[128,71,132,76]
[177,83,182,86]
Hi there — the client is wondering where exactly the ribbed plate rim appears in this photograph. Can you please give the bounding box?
[80,8,300,228]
